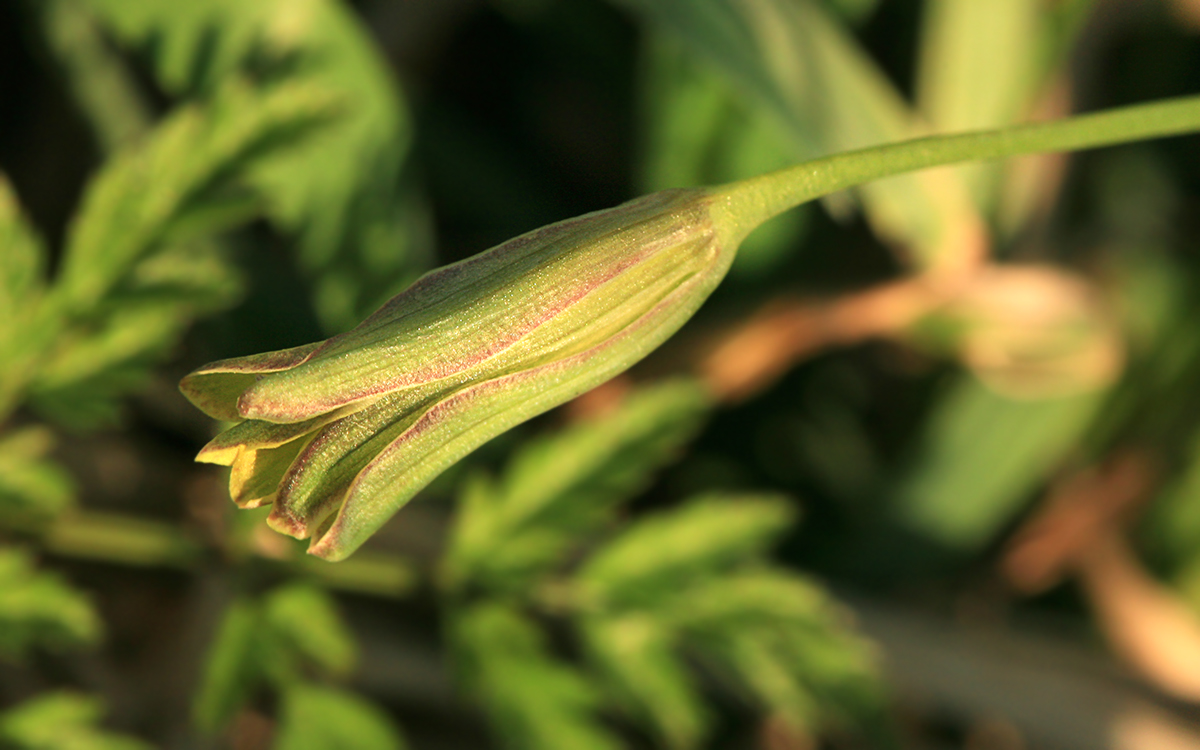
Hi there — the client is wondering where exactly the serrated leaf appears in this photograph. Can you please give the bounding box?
[274,685,406,750]
[0,692,152,750]
[453,603,620,750]
[0,549,101,658]
[661,570,829,631]
[444,380,711,593]
[82,0,427,331]
[23,81,332,427]
[192,598,262,733]
[577,494,795,607]
[662,571,883,735]
[54,80,334,314]
[263,584,357,679]
[583,614,707,749]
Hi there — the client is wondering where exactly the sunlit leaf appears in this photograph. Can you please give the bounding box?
[582,614,707,749]
[0,692,151,750]
[577,493,795,607]
[81,0,428,331]
[444,381,711,593]
[263,584,357,678]
[453,603,620,750]
[916,0,1043,211]
[275,685,406,750]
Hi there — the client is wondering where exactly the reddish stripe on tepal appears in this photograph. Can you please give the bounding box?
[238,218,701,422]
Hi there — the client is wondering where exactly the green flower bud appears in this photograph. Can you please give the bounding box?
[181,188,736,560]
[181,94,1200,560]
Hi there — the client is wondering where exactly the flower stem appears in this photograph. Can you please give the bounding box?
[711,93,1200,246]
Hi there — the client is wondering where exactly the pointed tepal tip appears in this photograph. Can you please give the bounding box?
[266,504,311,539]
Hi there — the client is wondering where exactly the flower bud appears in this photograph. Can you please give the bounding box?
[181,188,736,560]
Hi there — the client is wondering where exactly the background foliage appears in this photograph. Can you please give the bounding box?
[3,0,1200,748]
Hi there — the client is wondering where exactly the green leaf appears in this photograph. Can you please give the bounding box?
[35,0,152,153]
[582,614,707,749]
[664,571,883,735]
[263,584,357,678]
[24,81,333,427]
[0,549,100,659]
[82,0,428,331]
[577,493,795,607]
[0,176,45,327]
[194,584,358,733]
[54,80,334,315]
[916,0,1043,211]
[453,603,620,750]
[444,380,711,593]
[638,32,809,278]
[274,685,406,750]
[0,692,152,750]
[617,0,982,272]
[0,176,49,419]
[192,598,262,733]
[891,374,1102,549]
[0,427,75,525]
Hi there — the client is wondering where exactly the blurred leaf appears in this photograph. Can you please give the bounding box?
[82,0,429,331]
[582,613,707,749]
[577,493,795,607]
[453,603,620,750]
[1146,433,1200,576]
[0,176,49,419]
[0,692,151,750]
[36,0,152,153]
[263,584,357,679]
[274,684,406,750]
[25,81,333,427]
[892,375,1102,549]
[444,380,711,593]
[0,549,100,659]
[0,176,45,329]
[616,0,983,272]
[192,598,261,733]
[639,32,809,278]
[194,584,358,733]
[818,0,879,24]
[665,570,884,735]
[916,0,1042,211]
[571,494,883,742]
[53,80,333,314]
[0,427,75,525]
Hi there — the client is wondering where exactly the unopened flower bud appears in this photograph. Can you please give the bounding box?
[181,188,736,560]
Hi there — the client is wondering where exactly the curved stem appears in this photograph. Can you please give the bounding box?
[711,94,1200,246]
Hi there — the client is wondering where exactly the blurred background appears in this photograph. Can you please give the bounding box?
[4,0,1200,748]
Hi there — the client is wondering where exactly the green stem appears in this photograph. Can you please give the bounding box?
[711,93,1200,245]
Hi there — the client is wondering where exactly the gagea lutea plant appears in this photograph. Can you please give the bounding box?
[181,94,1200,561]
